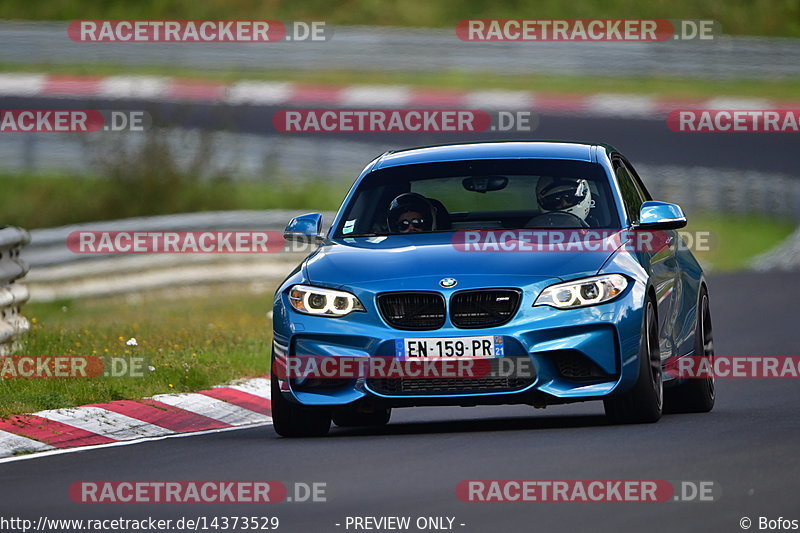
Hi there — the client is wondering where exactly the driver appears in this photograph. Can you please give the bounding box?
[387,192,435,234]
[535,177,593,222]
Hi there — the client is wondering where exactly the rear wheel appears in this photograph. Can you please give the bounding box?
[604,298,663,424]
[664,288,715,413]
[270,362,331,438]
[332,406,392,427]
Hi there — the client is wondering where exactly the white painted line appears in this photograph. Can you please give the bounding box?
[0,72,791,121]
[37,406,172,440]
[152,392,271,425]
[464,90,532,110]
[704,97,774,110]
[97,75,169,99]
[0,73,46,96]
[585,94,659,117]
[217,378,272,400]
[340,85,411,107]
[0,429,54,456]
[0,422,271,465]
[0,72,793,121]
[225,81,293,105]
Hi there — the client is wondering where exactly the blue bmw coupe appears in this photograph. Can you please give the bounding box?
[271,141,715,436]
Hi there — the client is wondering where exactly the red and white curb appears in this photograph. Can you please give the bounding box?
[0,377,271,461]
[1,73,797,119]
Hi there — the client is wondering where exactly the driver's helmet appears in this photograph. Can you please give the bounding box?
[387,192,435,232]
[536,177,592,221]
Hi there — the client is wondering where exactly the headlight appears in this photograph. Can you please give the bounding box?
[289,285,366,317]
[534,274,628,309]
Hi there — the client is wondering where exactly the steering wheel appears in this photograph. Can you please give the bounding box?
[525,211,590,229]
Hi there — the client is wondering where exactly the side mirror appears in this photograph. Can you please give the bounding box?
[284,213,323,243]
[637,201,687,230]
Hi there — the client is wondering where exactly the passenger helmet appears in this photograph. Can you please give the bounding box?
[535,177,592,221]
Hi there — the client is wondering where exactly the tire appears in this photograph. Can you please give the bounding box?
[332,407,391,427]
[270,365,332,438]
[604,297,663,424]
[664,288,715,413]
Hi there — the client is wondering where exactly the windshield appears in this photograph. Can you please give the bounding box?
[334,159,620,237]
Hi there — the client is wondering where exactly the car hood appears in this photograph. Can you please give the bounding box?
[305,232,620,288]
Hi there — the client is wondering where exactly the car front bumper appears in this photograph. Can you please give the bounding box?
[272,280,647,408]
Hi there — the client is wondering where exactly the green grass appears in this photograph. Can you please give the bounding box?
[1,173,350,230]
[3,62,799,101]
[1,288,274,418]
[685,214,795,271]
[0,0,798,37]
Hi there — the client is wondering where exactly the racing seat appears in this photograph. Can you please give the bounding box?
[427,198,451,230]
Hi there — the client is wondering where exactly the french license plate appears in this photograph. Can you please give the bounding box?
[396,336,503,359]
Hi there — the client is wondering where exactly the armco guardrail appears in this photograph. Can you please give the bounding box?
[23,210,336,302]
[26,209,335,267]
[0,226,31,355]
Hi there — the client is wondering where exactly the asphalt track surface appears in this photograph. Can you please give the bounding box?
[2,95,798,531]
[3,95,798,174]
[1,271,798,533]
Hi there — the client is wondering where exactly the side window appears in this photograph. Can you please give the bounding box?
[622,160,652,201]
[614,160,645,225]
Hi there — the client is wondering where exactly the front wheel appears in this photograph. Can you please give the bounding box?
[270,366,331,438]
[664,288,715,413]
[604,297,663,424]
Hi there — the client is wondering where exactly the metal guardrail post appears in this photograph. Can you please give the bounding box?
[0,226,31,355]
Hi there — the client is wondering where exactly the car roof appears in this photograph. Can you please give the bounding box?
[372,141,617,170]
